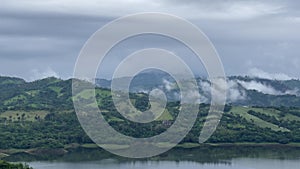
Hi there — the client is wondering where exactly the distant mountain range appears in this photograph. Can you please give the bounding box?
[96,71,300,107]
[1,74,300,148]
[0,71,300,111]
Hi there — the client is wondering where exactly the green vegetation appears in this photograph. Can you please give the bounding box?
[1,76,300,152]
[0,160,32,169]
[230,107,289,132]
[0,110,49,122]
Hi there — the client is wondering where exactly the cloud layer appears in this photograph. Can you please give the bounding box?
[248,68,296,80]
[30,67,59,81]
[0,0,300,80]
[198,77,299,103]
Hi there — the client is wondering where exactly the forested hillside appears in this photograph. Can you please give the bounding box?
[0,76,300,150]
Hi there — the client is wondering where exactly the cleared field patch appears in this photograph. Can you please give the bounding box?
[156,109,173,121]
[283,113,300,121]
[230,107,290,132]
[0,110,49,122]
[248,107,300,121]
[107,116,124,122]
[74,89,111,100]
[48,86,62,96]
[249,107,281,117]
[25,90,39,96]
[4,94,27,105]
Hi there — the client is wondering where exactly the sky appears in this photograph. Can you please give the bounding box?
[0,0,300,81]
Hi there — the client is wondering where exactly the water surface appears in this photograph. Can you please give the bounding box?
[28,158,300,169]
[5,145,300,169]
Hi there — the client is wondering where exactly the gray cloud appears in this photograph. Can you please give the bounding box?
[198,77,299,104]
[30,67,59,81]
[0,0,300,80]
[199,79,246,103]
[248,68,296,80]
[0,0,286,20]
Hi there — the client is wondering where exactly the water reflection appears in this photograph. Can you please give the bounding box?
[26,158,300,169]
[3,145,300,168]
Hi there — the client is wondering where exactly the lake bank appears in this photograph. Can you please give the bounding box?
[1,143,300,163]
[1,144,299,169]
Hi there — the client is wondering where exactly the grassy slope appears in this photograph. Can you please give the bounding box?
[230,106,290,132]
[1,77,300,150]
[74,88,173,122]
[0,110,49,122]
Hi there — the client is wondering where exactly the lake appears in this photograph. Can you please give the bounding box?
[27,158,300,169]
[5,145,300,169]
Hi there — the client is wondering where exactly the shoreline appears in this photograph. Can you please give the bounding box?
[1,142,300,158]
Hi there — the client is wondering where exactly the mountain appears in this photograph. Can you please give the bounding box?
[96,72,300,107]
[0,76,73,112]
[1,75,300,151]
[1,73,300,111]
[0,76,25,85]
[1,72,299,112]
[96,70,172,90]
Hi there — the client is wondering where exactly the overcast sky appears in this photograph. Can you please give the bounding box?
[0,0,300,81]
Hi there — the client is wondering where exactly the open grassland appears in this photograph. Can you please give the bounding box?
[0,110,49,122]
[230,106,290,132]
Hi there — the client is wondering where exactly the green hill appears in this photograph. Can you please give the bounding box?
[0,76,300,151]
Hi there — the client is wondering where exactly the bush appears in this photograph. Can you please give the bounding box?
[0,160,33,169]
